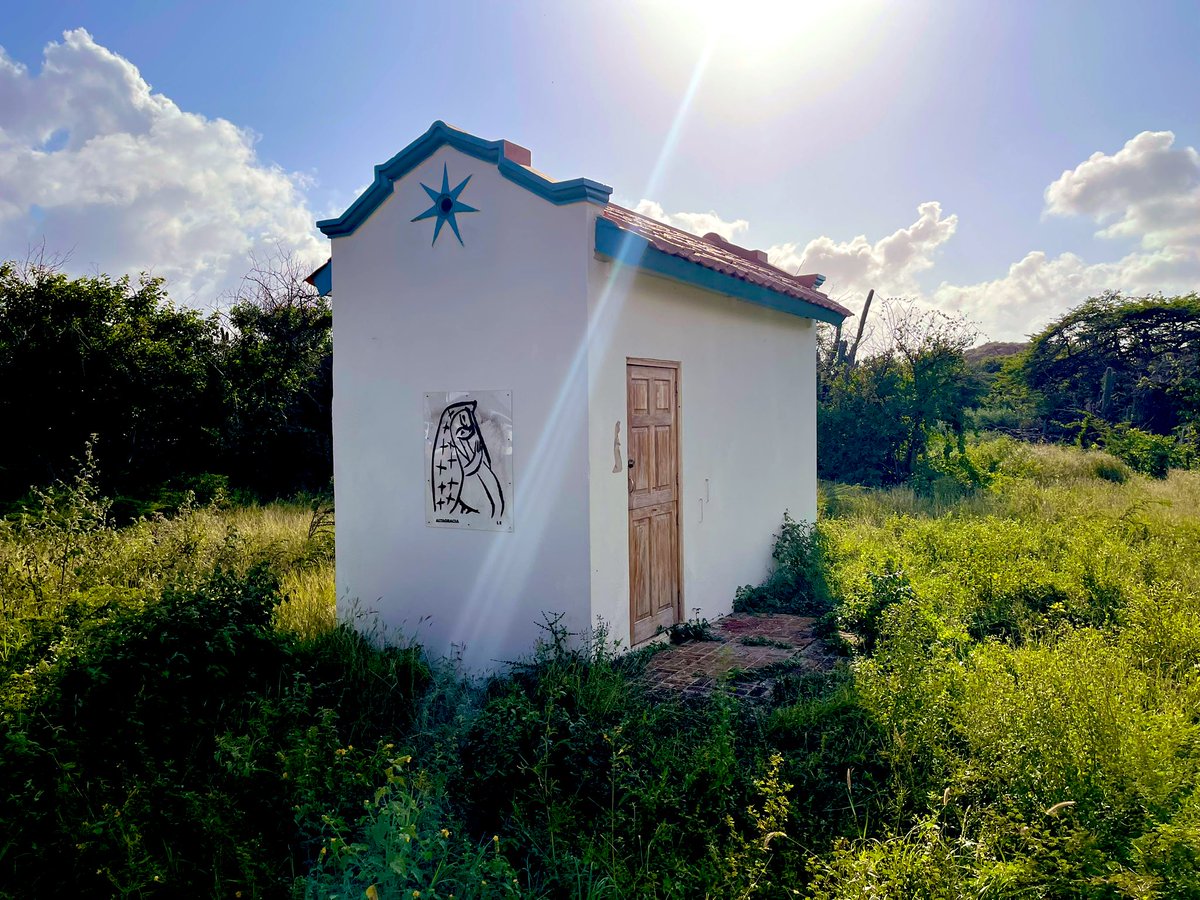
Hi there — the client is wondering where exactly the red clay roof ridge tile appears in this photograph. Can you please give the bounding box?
[599,204,852,319]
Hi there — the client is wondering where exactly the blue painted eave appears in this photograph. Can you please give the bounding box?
[317,121,613,238]
[306,259,332,297]
[594,218,848,326]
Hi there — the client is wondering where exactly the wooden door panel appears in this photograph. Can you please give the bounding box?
[629,426,651,493]
[627,365,677,510]
[654,379,672,414]
[650,510,676,615]
[630,516,651,621]
[630,379,649,416]
[629,504,677,643]
[628,361,680,645]
[653,425,674,490]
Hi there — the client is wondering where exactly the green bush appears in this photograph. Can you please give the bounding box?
[767,674,890,842]
[1131,797,1200,899]
[808,822,972,900]
[305,755,523,900]
[835,563,916,652]
[813,458,1200,893]
[0,258,332,507]
[816,303,981,486]
[455,625,754,896]
[2,566,296,895]
[956,632,1200,846]
[734,512,831,616]
[661,616,719,643]
[1100,423,1188,478]
[0,565,431,897]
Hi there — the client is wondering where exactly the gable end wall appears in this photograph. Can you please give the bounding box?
[331,145,594,671]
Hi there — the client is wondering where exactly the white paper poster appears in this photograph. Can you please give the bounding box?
[425,391,513,531]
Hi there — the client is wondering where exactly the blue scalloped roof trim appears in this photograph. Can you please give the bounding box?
[317,121,612,238]
[595,218,847,326]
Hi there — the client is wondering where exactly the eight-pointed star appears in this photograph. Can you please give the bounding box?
[411,163,478,246]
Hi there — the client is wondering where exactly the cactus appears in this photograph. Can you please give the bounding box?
[1100,366,1116,419]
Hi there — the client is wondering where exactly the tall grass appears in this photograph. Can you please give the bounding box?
[277,562,337,639]
[811,439,1200,897]
[0,460,336,671]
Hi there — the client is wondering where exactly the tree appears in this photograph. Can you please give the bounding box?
[0,259,224,501]
[817,300,980,485]
[219,253,333,496]
[0,252,336,506]
[967,351,1042,437]
[1021,292,1200,437]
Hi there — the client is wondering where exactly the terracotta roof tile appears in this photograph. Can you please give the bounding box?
[599,204,851,319]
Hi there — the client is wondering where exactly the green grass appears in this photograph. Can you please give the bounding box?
[2,441,1199,898]
[0,470,336,671]
[810,441,1200,897]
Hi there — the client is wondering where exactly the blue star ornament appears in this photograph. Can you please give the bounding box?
[411,163,478,246]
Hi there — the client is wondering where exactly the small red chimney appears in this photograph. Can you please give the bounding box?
[501,141,532,166]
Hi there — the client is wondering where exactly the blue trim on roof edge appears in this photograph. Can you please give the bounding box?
[309,259,332,297]
[594,218,848,326]
[317,121,613,238]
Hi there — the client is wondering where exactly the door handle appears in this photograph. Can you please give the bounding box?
[627,458,635,469]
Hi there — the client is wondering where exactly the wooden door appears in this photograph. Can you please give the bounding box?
[627,361,682,645]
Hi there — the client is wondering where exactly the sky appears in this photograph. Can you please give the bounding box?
[1,0,1197,340]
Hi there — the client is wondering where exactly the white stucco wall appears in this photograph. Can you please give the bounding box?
[331,145,595,671]
[585,240,819,646]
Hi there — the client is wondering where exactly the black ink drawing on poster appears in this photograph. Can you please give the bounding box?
[425,391,513,532]
[432,400,504,517]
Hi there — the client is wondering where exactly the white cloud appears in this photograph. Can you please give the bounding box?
[633,198,749,241]
[934,245,1200,339]
[941,130,1200,338]
[1044,130,1200,248]
[630,197,960,314]
[643,131,1200,341]
[767,201,958,300]
[0,29,324,305]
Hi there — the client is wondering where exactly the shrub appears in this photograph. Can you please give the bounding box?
[1,566,299,895]
[304,755,523,900]
[0,564,430,897]
[1018,442,1131,484]
[0,257,333,507]
[808,822,971,900]
[1131,795,1200,899]
[835,563,916,653]
[661,616,719,643]
[734,513,831,616]
[816,303,980,486]
[767,674,890,842]
[1100,423,1186,478]
[815,457,1200,892]
[955,631,1200,847]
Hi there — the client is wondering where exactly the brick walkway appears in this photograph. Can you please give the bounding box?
[642,613,838,701]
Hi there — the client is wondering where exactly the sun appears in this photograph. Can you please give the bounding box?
[655,0,880,70]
